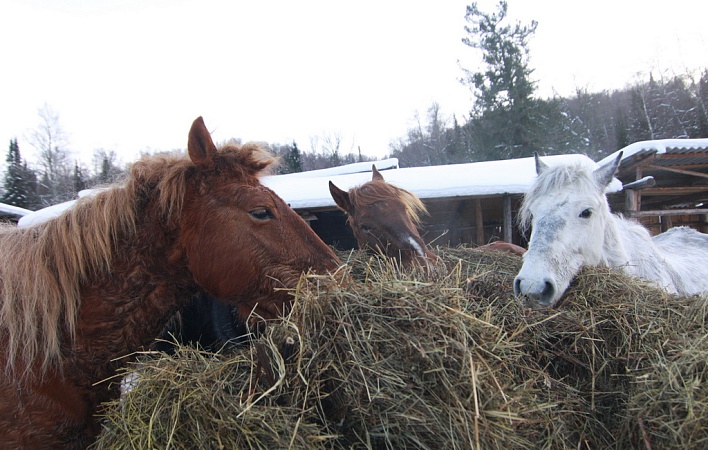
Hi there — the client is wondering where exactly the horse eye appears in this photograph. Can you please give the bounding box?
[249,208,274,221]
[579,209,592,219]
[361,224,373,233]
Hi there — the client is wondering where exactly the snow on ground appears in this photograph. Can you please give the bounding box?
[17,153,620,228]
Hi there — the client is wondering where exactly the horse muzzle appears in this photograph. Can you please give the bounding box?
[513,275,558,308]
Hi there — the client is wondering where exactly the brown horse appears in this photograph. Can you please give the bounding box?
[477,240,526,256]
[329,165,439,268]
[0,117,340,448]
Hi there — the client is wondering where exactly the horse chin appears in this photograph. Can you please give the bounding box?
[233,290,292,323]
[520,292,564,309]
[252,262,332,319]
[411,251,444,274]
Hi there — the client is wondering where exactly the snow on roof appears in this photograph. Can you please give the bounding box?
[597,138,708,166]
[264,153,621,210]
[275,158,399,179]
[17,153,620,228]
[0,202,33,218]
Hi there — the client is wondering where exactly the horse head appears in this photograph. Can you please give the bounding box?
[329,165,439,269]
[513,152,622,307]
[179,117,340,321]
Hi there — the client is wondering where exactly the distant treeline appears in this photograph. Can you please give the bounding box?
[385,71,708,168]
[3,71,706,212]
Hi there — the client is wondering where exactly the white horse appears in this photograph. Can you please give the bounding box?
[514,152,708,307]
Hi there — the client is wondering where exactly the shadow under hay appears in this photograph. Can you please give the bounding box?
[93,247,708,450]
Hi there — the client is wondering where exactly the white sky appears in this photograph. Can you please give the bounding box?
[1,0,706,169]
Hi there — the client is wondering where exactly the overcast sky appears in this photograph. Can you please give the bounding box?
[1,0,706,169]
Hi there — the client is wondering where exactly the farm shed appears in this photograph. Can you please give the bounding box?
[261,154,621,250]
[601,139,708,235]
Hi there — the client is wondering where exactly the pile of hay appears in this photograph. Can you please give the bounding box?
[94,247,708,449]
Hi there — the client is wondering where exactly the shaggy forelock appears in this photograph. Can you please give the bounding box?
[350,181,428,225]
[518,162,601,233]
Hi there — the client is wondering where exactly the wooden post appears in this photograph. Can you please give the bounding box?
[635,167,643,213]
[625,189,638,213]
[475,198,484,245]
[503,194,512,243]
[662,214,673,232]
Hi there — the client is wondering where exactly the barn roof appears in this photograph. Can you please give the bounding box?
[598,138,708,212]
[263,153,620,211]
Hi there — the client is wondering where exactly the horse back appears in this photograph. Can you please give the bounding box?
[653,226,708,296]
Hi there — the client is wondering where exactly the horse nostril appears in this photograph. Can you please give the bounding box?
[539,279,556,305]
[513,277,522,296]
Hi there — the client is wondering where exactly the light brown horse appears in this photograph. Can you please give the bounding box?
[477,240,526,256]
[0,117,340,448]
[329,165,439,268]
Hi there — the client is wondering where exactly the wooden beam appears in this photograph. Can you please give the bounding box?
[622,176,655,190]
[629,208,708,217]
[638,186,708,196]
[503,195,512,243]
[655,151,708,160]
[639,190,708,208]
[644,164,708,179]
[647,163,708,171]
[615,153,657,177]
[625,189,638,212]
[475,198,484,245]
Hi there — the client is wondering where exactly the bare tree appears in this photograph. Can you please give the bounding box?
[27,104,74,204]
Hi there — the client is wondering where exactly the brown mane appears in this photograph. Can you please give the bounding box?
[348,180,428,226]
[0,143,276,377]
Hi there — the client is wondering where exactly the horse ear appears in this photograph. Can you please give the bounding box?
[187,116,218,165]
[534,152,549,175]
[593,151,623,189]
[329,181,353,214]
[372,165,384,181]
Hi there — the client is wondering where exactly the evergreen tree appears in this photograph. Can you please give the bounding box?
[1,139,38,209]
[73,162,86,193]
[461,1,539,160]
[90,149,125,186]
[281,141,303,174]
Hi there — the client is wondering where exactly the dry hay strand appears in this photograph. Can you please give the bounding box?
[94,246,706,449]
[621,293,708,450]
[93,344,328,450]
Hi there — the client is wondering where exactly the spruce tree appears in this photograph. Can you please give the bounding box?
[1,139,38,209]
[461,1,539,160]
[282,141,303,174]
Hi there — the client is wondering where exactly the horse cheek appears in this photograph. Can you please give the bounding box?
[185,227,258,299]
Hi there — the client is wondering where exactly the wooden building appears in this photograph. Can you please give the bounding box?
[603,139,708,235]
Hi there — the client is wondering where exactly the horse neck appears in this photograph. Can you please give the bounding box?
[70,209,198,382]
[603,214,676,286]
[599,214,632,267]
